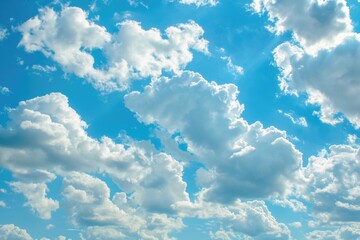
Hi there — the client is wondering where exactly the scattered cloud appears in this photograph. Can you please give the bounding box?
[306,224,360,240]
[0,86,10,95]
[274,37,360,128]
[304,143,360,223]
[0,224,32,240]
[10,180,59,219]
[31,65,57,73]
[251,0,353,54]
[221,56,244,77]
[278,110,308,127]
[18,7,208,92]
[125,71,304,202]
[0,27,8,41]
[178,0,218,7]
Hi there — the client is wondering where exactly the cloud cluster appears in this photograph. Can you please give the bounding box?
[175,192,291,239]
[251,0,352,54]
[0,91,293,239]
[18,7,208,92]
[0,224,32,240]
[179,0,218,7]
[306,224,360,240]
[304,143,360,223]
[274,37,360,128]
[125,71,304,203]
[252,0,360,129]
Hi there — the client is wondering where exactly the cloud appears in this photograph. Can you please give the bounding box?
[273,37,360,128]
[0,224,32,240]
[9,181,59,219]
[251,0,353,54]
[306,224,360,240]
[221,56,244,77]
[18,7,112,90]
[278,110,308,127]
[253,0,360,128]
[0,201,5,208]
[0,27,8,41]
[272,198,307,212]
[80,227,126,240]
[64,172,185,239]
[31,65,57,73]
[62,172,145,230]
[0,93,188,238]
[18,6,208,92]
[0,92,101,175]
[304,143,360,223]
[178,0,218,7]
[0,86,10,95]
[175,192,291,239]
[125,71,304,203]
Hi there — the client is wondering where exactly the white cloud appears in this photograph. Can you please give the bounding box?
[274,37,360,128]
[0,92,189,216]
[80,227,126,240]
[0,86,10,95]
[0,201,6,208]
[306,224,360,240]
[221,56,244,77]
[0,27,8,41]
[18,6,208,92]
[251,0,353,54]
[0,224,32,240]
[304,143,360,223]
[31,65,56,73]
[18,6,114,91]
[272,198,307,212]
[278,110,308,127]
[9,181,59,219]
[179,0,218,7]
[0,92,189,238]
[125,71,304,202]
[62,172,145,230]
[64,172,185,239]
[175,192,291,239]
[0,92,101,175]
[289,222,302,228]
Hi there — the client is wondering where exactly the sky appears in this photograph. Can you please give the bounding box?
[0,0,360,239]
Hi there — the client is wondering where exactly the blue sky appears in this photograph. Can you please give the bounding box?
[0,0,360,239]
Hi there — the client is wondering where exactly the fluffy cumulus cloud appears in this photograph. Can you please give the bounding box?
[304,143,360,223]
[64,172,185,239]
[0,26,8,41]
[18,7,208,92]
[306,224,360,240]
[0,93,189,239]
[252,0,360,129]
[175,192,291,239]
[9,181,59,219]
[0,89,298,239]
[274,37,360,128]
[125,71,304,203]
[62,172,145,230]
[178,0,218,7]
[0,224,32,240]
[0,92,101,175]
[251,0,353,54]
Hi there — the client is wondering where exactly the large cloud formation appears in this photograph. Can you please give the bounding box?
[251,0,352,54]
[0,92,291,239]
[304,142,360,223]
[252,0,360,129]
[18,7,208,92]
[125,71,304,203]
